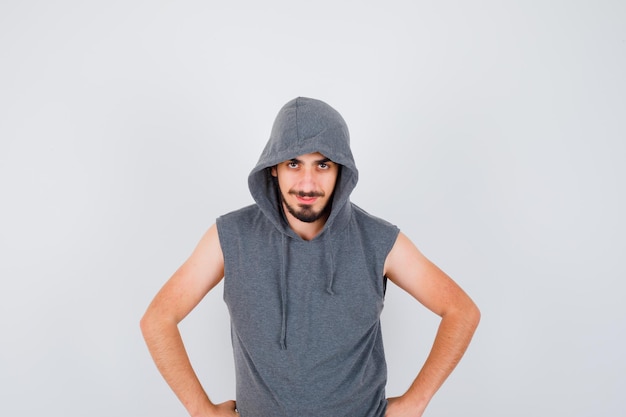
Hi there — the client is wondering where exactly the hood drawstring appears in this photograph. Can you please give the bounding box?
[279,234,288,350]
[324,232,336,295]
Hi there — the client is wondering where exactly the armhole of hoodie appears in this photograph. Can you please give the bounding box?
[381,226,400,297]
[215,216,231,300]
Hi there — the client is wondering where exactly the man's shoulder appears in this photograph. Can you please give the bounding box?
[219,203,260,220]
[217,203,265,228]
[216,204,276,255]
[216,204,264,244]
[350,203,398,230]
[348,203,400,248]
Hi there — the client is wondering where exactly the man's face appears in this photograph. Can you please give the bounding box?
[271,152,340,224]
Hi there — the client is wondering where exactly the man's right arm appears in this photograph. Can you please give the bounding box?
[140,224,237,417]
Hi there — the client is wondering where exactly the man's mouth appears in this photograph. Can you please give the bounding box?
[291,191,323,205]
[296,195,318,204]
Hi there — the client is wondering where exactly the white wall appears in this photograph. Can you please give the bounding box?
[1,1,624,416]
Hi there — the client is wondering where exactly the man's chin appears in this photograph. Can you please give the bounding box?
[282,195,330,223]
[293,210,323,223]
[286,204,324,223]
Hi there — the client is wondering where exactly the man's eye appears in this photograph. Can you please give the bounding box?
[319,163,328,169]
[288,162,298,168]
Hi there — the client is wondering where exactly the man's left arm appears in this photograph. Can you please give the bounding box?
[383,232,481,417]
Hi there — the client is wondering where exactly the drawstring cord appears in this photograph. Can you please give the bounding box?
[324,232,335,295]
[279,234,288,350]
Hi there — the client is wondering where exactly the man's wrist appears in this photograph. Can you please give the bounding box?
[400,391,429,414]
[189,401,217,417]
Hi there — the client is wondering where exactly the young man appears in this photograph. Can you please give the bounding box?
[140,97,480,417]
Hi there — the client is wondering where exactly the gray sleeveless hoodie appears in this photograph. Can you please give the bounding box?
[216,97,399,417]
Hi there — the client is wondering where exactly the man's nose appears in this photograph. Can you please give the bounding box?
[297,167,316,189]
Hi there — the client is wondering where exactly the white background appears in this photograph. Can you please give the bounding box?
[1,1,624,416]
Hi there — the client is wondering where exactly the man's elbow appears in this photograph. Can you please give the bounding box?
[446,298,480,331]
[139,310,154,340]
[464,300,481,332]
[140,304,180,341]
[139,307,165,341]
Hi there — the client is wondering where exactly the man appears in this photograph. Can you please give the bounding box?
[140,97,480,417]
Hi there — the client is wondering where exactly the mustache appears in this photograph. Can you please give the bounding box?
[289,190,325,198]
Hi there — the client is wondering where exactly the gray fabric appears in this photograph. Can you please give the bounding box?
[216,97,399,417]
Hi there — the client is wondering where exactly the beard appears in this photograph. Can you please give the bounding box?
[281,190,331,223]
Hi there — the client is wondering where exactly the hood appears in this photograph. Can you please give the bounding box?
[248,97,359,239]
[247,97,359,349]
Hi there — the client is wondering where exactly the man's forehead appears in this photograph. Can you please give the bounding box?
[284,152,332,162]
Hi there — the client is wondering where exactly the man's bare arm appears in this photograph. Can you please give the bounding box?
[140,224,237,417]
[383,232,480,417]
